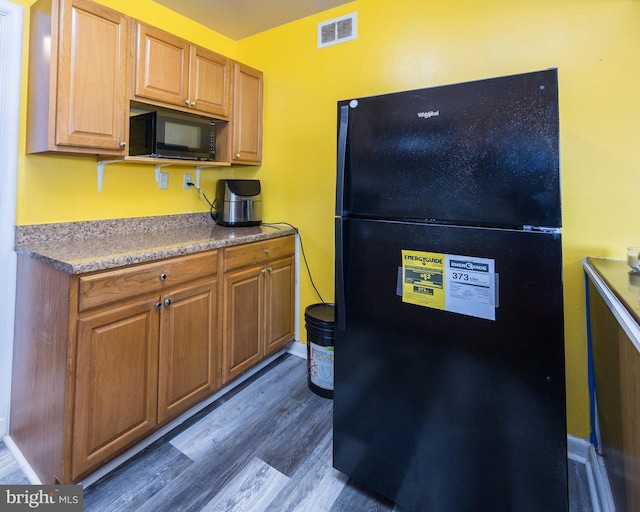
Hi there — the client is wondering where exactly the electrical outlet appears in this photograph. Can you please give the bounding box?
[159,172,169,190]
[183,173,193,189]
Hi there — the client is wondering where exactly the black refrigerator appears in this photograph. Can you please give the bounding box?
[333,69,567,511]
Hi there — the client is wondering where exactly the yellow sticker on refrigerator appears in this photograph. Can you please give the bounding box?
[401,250,446,310]
[402,250,497,321]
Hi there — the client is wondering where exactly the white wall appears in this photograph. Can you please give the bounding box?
[0,0,23,436]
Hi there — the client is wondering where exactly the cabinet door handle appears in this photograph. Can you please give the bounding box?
[184,99,191,106]
[160,273,167,281]
[263,248,269,255]
[190,100,196,107]
[155,302,162,310]
[164,298,172,307]
[267,266,272,272]
[261,268,266,275]
[119,141,126,148]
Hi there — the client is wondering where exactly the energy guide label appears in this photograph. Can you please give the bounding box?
[401,250,497,321]
[401,250,445,310]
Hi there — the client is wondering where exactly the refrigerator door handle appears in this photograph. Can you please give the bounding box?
[336,104,350,216]
[335,218,346,331]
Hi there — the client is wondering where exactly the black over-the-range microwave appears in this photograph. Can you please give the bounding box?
[129,107,216,160]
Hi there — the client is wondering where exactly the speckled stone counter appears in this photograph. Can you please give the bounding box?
[15,213,296,274]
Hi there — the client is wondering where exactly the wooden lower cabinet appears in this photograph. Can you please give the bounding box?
[587,271,640,512]
[72,297,160,479]
[11,236,293,483]
[222,236,295,384]
[11,252,220,483]
[72,278,218,480]
[157,280,218,423]
[264,257,296,356]
[223,265,263,381]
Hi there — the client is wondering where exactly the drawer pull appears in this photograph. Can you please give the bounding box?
[78,250,218,312]
[164,298,172,307]
[264,248,269,255]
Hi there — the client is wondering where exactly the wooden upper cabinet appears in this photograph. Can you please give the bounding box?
[133,21,231,118]
[27,0,129,155]
[190,46,232,118]
[231,62,264,164]
[133,23,189,107]
[25,0,261,164]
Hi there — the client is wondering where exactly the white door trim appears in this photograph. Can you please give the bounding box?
[0,0,24,437]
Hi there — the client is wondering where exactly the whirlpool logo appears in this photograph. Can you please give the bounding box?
[417,110,439,119]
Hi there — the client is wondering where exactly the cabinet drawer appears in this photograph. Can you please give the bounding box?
[79,250,218,312]
[223,236,295,272]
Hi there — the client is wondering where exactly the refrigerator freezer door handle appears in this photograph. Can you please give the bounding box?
[523,225,561,234]
[335,218,346,331]
[336,104,350,216]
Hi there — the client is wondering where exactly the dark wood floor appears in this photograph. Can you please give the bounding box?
[2,354,594,511]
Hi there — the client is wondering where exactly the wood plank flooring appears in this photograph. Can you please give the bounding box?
[1,354,595,511]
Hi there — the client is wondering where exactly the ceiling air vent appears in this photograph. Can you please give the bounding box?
[318,13,357,48]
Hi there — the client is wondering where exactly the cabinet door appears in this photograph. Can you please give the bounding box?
[56,0,128,150]
[157,280,218,423]
[134,22,189,107]
[72,297,159,480]
[264,256,295,356]
[222,266,263,383]
[231,62,263,164]
[190,46,231,118]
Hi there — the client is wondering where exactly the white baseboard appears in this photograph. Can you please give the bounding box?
[286,340,306,360]
[567,434,615,512]
[590,444,615,512]
[568,434,591,463]
[3,435,42,484]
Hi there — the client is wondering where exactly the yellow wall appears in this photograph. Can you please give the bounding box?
[235,0,640,439]
[14,0,248,225]
[11,0,640,438]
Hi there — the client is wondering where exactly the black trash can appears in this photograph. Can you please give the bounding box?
[305,303,335,399]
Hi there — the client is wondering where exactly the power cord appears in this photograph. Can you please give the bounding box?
[261,222,326,305]
[185,184,325,304]
[186,182,217,222]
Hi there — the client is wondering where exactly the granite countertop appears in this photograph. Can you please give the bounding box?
[585,257,640,325]
[15,213,296,274]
